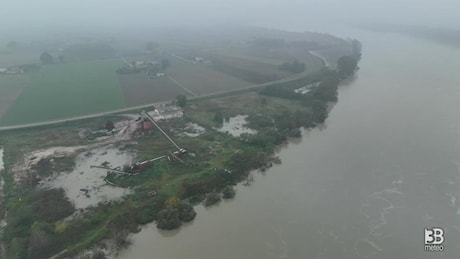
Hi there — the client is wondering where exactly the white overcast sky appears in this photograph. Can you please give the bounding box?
[1,0,459,36]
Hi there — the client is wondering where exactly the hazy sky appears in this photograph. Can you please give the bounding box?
[1,0,459,37]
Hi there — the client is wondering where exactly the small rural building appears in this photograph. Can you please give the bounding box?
[142,120,154,130]
[136,120,154,131]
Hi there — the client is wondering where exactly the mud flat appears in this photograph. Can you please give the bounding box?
[179,122,206,137]
[39,145,135,209]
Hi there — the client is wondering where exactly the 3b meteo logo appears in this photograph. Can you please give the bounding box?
[424,227,444,252]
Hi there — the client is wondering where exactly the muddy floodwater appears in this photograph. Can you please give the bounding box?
[179,122,206,137]
[40,146,134,209]
[119,28,460,258]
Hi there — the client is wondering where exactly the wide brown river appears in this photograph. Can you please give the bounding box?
[119,28,460,258]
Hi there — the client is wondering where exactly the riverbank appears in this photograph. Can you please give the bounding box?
[0,49,360,258]
[118,27,460,258]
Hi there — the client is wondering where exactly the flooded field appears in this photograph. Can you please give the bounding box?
[178,122,206,137]
[217,115,257,137]
[39,145,135,209]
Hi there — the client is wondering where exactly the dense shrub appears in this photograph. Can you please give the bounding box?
[222,186,236,199]
[156,208,181,230]
[178,202,196,222]
[204,192,221,207]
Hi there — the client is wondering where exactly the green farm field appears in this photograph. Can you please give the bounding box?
[0,59,125,126]
[0,75,30,117]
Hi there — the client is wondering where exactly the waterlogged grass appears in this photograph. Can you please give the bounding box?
[0,60,125,126]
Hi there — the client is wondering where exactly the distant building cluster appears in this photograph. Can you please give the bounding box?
[117,59,167,79]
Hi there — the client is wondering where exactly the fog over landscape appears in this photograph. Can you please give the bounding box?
[2,0,460,258]
[2,0,460,38]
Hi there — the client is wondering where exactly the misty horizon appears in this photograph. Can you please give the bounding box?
[2,0,460,41]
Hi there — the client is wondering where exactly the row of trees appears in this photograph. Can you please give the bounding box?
[156,197,196,230]
[156,186,235,230]
[336,38,362,77]
[337,55,359,77]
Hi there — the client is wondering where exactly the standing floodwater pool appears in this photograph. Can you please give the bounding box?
[39,145,135,209]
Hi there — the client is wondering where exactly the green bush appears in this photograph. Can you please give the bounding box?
[156,208,181,230]
[178,202,196,222]
[204,192,221,207]
[222,186,236,199]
